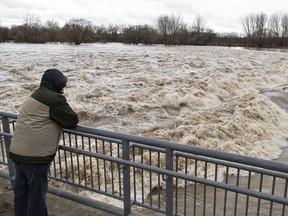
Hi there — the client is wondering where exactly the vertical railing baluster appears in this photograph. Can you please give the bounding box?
[175,156,179,214]
[88,137,94,188]
[82,136,87,186]
[95,139,101,190]
[68,133,75,183]
[1,116,15,187]
[52,154,57,177]
[117,143,122,196]
[75,134,81,184]
[157,151,161,209]
[166,147,173,216]
[0,134,6,163]
[194,159,198,216]
[141,148,144,203]
[269,176,276,216]
[149,149,152,206]
[203,161,207,216]
[184,157,188,216]
[224,166,229,216]
[234,168,240,216]
[63,133,69,181]
[213,164,218,216]
[102,140,107,192]
[257,174,264,215]
[245,171,251,215]
[109,141,114,194]
[57,144,63,179]
[132,146,136,201]
[282,179,288,216]
[175,155,179,214]
[122,139,131,216]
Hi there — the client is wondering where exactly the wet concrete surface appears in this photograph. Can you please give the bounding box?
[0,177,114,216]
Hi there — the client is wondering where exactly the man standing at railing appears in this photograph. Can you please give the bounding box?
[9,69,79,216]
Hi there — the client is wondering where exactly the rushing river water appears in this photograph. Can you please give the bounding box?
[1,43,288,160]
[1,43,288,214]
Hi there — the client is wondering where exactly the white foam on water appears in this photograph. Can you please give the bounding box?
[1,43,288,203]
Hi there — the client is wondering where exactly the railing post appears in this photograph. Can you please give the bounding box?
[122,139,131,216]
[1,116,15,188]
[166,147,173,216]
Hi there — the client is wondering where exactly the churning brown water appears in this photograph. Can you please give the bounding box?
[1,43,288,214]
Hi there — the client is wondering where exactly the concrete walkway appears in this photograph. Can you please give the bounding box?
[0,177,114,216]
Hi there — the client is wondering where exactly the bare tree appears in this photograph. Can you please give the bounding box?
[0,26,9,41]
[240,14,253,38]
[140,25,158,45]
[45,20,59,30]
[241,13,268,47]
[157,14,185,45]
[22,13,42,42]
[123,25,142,45]
[281,14,288,38]
[93,25,108,42]
[123,25,157,45]
[193,15,206,34]
[157,15,169,37]
[254,13,268,39]
[64,18,93,45]
[24,14,41,28]
[169,15,184,35]
[268,12,281,38]
[107,25,119,42]
[44,20,60,42]
[190,15,208,45]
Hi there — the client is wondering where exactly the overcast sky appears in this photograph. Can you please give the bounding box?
[1,0,287,34]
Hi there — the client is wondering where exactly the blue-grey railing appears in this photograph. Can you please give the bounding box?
[1,110,288,215]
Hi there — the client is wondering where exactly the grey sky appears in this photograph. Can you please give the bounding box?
[1,0,287,34]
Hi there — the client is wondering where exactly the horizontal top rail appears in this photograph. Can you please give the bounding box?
[0,111,18,119]
[0,132,13,138]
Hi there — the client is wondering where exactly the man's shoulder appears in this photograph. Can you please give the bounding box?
[31,87,66,106]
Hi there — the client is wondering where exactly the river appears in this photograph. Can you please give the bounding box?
[1,43,288,214]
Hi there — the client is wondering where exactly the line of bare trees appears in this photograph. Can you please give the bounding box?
[0,12,288,48]
[0,14,217,46]
[241,12,288,47]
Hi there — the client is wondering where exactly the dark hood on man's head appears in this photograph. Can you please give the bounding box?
[40,69,67,93]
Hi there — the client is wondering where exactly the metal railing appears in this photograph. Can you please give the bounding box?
[1,110,288,215]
